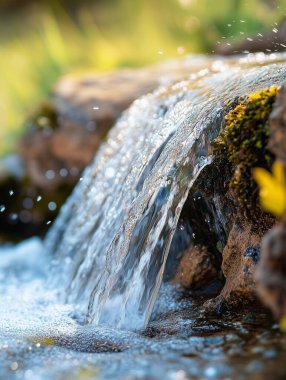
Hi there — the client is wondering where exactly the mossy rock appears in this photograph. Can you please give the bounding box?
[213,86,279,207]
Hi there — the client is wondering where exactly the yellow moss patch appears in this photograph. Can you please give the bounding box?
[213,86,279,205]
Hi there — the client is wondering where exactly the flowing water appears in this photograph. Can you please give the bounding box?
[47,52,286,330]
[1,53,286,380]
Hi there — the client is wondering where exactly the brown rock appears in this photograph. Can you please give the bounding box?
[174,159,275,312]
[20,58,211,191]
[203,214,274,313]
[219,222,261,306]
[255,219,286,319]
[174,245,219,289]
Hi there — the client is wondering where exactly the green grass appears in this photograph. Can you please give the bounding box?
[0,0,285,154]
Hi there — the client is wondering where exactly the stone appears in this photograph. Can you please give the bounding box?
[255,219,286,319]
[173,155,275,312]
[174,245,219,290]
[20,59,206,191]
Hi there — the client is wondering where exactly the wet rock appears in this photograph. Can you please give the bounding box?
[181,87,279,312]
[218,223,263,307]
[175,157,275,312]
[20,61,201,192]
[255,219,286,319]
[174,245,219,290]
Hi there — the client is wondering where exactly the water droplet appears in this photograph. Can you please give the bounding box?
[48,202,57,211]
[24,369,33,378]
[60,168,68,177]
[0,205,5,212]
[37,196,42,202]
[9,213,18,221]
[45,170,55,180]
[205,366,217,377]
[10,362,18,371]
[105,167,116,179]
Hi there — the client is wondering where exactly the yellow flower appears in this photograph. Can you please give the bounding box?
[253,161,286,217]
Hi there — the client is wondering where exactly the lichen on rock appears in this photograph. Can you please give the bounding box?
[213,86,279,206]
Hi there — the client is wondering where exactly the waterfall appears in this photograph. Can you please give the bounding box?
[46,53,286,330]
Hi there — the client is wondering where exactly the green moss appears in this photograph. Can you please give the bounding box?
[213,86,279,205]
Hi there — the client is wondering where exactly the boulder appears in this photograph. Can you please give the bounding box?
[256,219,286,319]
[174,87,280,311]
[174,245,220,290]
[20,60,204,192]
[173,158,274,311]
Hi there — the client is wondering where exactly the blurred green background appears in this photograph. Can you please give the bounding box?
[0,0,285,154]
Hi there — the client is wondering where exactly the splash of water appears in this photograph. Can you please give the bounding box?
[46,53,286,330]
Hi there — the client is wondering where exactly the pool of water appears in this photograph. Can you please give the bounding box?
[0,238,286,380]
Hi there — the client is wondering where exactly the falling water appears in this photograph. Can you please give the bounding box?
[46,53,286,330]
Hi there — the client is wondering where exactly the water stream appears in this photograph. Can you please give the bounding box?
[1,53,286,380]
[47,52,286,330]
